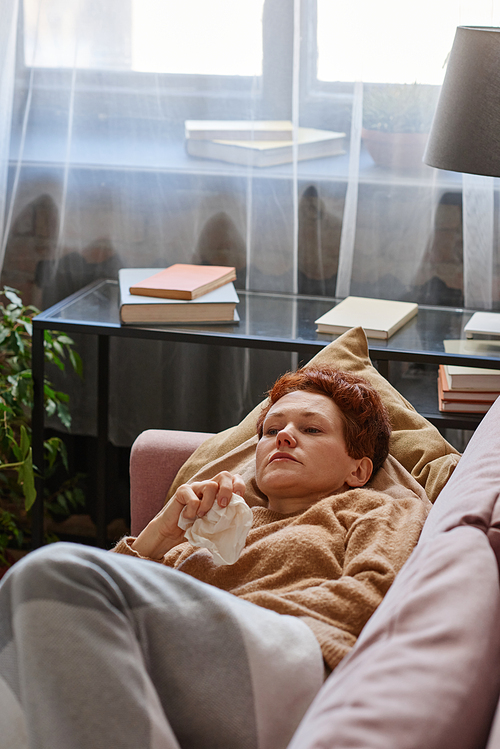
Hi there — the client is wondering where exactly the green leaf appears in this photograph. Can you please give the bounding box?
[57,493,69,513]
[57,335,74,346]
[73,486,85,507]
[68,348,83,377]
[45,399,57,417]
[43,382,56,399]
[20,425,30,459]
[52,340,64,358]
[7,435,22,462]
[56,401,71,429]
[54,390,69,403]
[58,440,69,471]
[44,350,65,371]
[13,330,24,353]
[18,448,36,512]
[4,289,22,306]
[44,436,60,469]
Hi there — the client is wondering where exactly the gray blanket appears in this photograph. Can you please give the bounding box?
[0,543,323,749]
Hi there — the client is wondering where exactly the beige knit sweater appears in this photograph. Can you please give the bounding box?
[113,487,429,670]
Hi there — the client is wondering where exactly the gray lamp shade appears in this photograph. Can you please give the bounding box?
[423,26,500,177]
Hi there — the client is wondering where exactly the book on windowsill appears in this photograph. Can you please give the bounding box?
[129,264,236,300]
[119,268,239,325]
[464,311,500,339]
[185,120,294,141]
[315,296,418,340]
[185,127,346,167]
[438,366,500,413]
[442,339,500,389]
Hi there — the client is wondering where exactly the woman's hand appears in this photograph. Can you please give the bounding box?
[131,471,245,560]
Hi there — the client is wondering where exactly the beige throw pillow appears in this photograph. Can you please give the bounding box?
[167,327,460,504]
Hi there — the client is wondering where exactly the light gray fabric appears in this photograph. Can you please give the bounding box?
[0,542,324,749]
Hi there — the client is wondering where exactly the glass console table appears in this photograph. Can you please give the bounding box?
[32,279,500,548]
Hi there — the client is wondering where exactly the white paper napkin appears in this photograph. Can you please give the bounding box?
[177,493,253,566]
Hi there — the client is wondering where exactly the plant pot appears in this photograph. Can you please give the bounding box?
[362,128,429,169]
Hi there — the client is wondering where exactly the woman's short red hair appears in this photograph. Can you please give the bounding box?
[256,366,391,475]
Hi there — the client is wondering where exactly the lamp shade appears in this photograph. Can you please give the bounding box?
[423,26,500,177]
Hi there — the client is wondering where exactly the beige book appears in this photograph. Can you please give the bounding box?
[186,127,346,167]
[315,296,418,340]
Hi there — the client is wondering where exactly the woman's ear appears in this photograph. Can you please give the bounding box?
[345,457,373,488]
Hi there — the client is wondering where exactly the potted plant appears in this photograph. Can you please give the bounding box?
[362,83,439,169]
[0,286,84,572]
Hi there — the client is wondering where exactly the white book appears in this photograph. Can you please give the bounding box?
[118,268,239,325]
[185,119,294,141]
[315,296,418,340]
[464,311,500,338]
[442,339,500,389]
[438,398,495,414]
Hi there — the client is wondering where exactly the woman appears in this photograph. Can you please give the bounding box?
[0,367,429,749]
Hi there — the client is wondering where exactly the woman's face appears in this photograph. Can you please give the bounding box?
[255,390,371,513]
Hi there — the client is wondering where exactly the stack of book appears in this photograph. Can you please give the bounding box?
[118,264,239,325]
[184,119,346,168]
[438,339,500,413]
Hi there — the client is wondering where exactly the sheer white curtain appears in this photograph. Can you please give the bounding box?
[0,0,19,271]
[1,0,500,443]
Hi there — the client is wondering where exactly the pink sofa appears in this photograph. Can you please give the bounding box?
[130,429,215,536]
[129,397,500,749]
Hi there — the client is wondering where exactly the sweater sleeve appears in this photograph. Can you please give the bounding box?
[241,491,428,670]
[112,536,158,560]
[111,536,190,566]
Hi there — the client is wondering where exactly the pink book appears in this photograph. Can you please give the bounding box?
[129,264,236,300]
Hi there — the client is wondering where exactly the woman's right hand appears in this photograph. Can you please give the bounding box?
[131,471,245,560]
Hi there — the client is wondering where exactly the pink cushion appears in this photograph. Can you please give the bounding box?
[129,429,213,535]
[419,396,500,544]
[289,526,500,749]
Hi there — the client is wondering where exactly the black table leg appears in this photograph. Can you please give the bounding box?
[31,325,45,548]
[96,335,109,547]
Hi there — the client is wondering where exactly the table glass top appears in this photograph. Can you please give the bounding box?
[33,279,500,367]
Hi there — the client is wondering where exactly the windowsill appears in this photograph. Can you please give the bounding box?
[9,131,462,189]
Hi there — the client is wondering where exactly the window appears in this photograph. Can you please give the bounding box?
[316,0,500,85]
[132,0,264,76]
[22,0,265,76]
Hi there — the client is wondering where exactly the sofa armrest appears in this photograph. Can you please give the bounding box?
[129,429,214,535]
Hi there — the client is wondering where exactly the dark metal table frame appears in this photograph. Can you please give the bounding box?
[31,279,500,549]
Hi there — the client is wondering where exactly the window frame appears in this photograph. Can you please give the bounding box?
[15,0,302,123]
[11,0,360,165]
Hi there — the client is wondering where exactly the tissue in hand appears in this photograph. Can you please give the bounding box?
[177,493,253,566]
